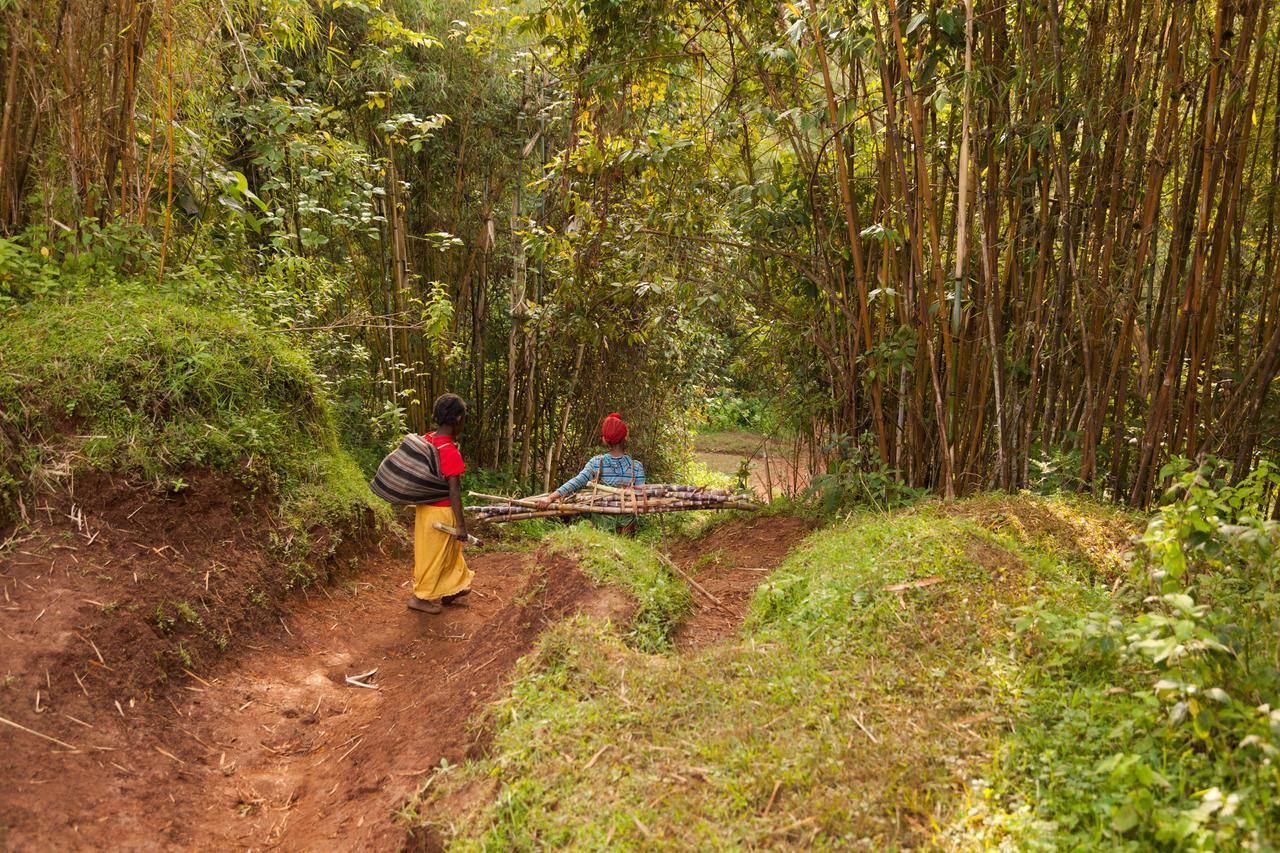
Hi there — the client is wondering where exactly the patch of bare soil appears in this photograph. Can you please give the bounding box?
[692,432,818,500]
[667,515,813,650]
[0,471,379,702]
[0,480,626,851]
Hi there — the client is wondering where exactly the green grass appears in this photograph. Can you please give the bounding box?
[403,494,1133,848]
[0,288,387,544]
[692,430,768,457]
[543,524,691,653]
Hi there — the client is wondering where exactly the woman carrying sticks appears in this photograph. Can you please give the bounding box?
[537,412,646,534]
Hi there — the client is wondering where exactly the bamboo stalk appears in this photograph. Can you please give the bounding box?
[0,714,79,751]
[655,552,730,612]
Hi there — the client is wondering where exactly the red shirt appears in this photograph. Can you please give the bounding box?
[425,432,465,507]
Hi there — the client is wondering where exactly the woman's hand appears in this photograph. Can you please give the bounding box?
[535,492,560,510]
[453,525,470,542]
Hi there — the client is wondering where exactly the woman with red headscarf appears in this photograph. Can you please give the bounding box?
[537,412,646,533]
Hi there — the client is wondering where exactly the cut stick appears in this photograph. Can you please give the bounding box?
[345,668,378,689]
[180,667,212,688]
[583,744,611,770]
[655,553,730,611]
[473,504,583,517]
[0,714,79,751]
[762,779,783,816]
[336,736,363,763]
[471,504,759,524]
[882,576,944,592]
[852,714,879,744]
[431,522,482,546]
[60,713,94,730]
[467,491,552,509]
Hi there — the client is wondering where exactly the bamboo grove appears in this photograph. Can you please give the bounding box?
[532,0,1280,504]
[3,0,1279,506]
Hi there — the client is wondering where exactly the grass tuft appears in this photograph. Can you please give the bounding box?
[543,524,691,653]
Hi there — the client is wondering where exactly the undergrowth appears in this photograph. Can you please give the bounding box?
[952,463,1280,849]
[0,287,386,549]
[543,524,691,653]
[404,494,1132,848]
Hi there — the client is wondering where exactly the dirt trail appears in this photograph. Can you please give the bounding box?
[2,533,626,851]
[692,431,816,500]
[668,515,812,650]
[2,507,807,850]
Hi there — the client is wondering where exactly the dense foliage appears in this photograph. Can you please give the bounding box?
[974,461,1280,847]
[521,0,1280,503]
[3,0,1279,503]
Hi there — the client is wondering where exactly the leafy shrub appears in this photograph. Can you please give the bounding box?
[0,237,60,306]
[966,460,1280,848]
[806,431,924,514]
[692,391,770,433]
[0,221,161,309]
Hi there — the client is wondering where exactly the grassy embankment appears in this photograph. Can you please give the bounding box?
[419,482,1280,849]
[0,288,386,567]
[405,494,1140,847]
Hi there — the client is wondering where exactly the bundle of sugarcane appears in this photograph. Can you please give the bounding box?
[466,482,759,523]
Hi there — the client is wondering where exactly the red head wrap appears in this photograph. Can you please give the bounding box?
[601,412,628,445]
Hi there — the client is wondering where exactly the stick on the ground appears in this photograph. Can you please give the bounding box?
[852,714,879,744]
[882,576,943,592]
[655,552,730,611]
[0,714,79,751]
[345,668,379,689]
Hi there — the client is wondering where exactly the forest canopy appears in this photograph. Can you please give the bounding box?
[2,0,1279,507]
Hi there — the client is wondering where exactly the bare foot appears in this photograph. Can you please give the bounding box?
[407,596,442,614]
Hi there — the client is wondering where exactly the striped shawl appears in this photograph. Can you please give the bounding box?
[369,434,451,505]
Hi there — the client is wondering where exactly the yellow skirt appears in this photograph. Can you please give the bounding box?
[413,504,474,601]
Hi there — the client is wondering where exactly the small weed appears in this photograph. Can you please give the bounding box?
[152,604,175,634]
[688,550,721,573]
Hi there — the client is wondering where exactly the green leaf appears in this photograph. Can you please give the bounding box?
[1112,803,1139,833]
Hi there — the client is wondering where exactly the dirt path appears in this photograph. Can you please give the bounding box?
[668,516,812,650]
[2,510,808,850]
[1,538,626,851]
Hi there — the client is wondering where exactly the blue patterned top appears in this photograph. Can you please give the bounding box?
[556,454,646,497]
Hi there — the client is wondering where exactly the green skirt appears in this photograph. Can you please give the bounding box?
[588,512,637,533]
